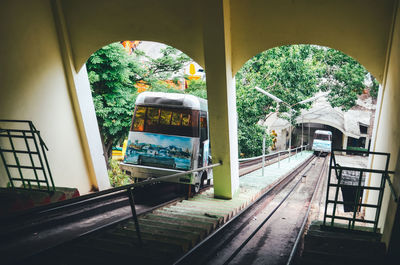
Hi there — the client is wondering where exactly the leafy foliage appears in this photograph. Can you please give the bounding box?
[87,42,378,162]
[87,43,140,163]
[108,159,133,187]
[235,45,378,157]
[87,42,191,164]
[235,45,322,157]
[370,75,380,99]
[185,79,208,99]
[317,47,368,110]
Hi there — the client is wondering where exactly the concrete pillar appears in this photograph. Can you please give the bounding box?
[203,0,239,199]
[52,0,110,191]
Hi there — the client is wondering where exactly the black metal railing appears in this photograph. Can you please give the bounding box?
[0,120,55,191]
[238,144,309,170]
[1,161,221,246]
[323,149,397,233]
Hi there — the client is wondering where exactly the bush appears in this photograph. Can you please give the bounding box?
[108,159,133,187]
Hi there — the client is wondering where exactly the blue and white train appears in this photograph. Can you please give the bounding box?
[120,92,212,192]
[312,130,332,155]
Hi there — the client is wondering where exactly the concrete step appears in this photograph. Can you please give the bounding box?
[301,223,386,265]
[106,227,192,252]
[157,206,226,222]
[150,210,221,228]
[141,213,213,233]
[301,249,383,265]
[137,218,208,240]
[100,231,183,254]
[119,221,202,247]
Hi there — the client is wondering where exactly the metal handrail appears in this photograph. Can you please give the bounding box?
[323,149,394,233]
[384,173,398,203]
[0,120,55,191]
[1,162,222,246]
[238,145,308,162]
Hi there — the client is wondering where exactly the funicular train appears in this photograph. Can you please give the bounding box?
[312,129,332,155]
[120,92,212,193]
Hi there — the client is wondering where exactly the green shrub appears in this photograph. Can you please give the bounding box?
[108,159,133,187]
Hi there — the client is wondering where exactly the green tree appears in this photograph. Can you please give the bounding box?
[185,79,207,99]
[144,46,191,85]
[87,42,191,164]
[87,43,141,163]
[235,45,322,157]
[235,45,377,157]
[316,47,369,110]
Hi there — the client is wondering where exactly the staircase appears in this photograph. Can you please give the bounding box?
[300,221,387,265]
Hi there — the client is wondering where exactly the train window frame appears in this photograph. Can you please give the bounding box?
[315,133,331,141]
[131,105,200,137]
[199,111,208,142]
[131,106,146,131]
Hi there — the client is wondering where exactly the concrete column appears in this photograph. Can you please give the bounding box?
[52,0,110,191]
[203,0,239,199]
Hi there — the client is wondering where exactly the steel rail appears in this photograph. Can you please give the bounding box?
[174,153,315,265]
[2,145,307,222]
[222,155,318,265]
[238,145,308,162]
[286,155,329,265]
[1,162,221,223]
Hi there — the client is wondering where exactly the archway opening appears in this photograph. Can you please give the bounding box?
[235,44,380,158]
[235,44,382,231]
[85,40,207,189]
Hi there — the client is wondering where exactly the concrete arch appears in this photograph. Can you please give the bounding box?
[229,0,396,81]
[60,0,206,71]
[296,119,346,136]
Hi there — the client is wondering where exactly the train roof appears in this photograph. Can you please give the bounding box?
[314,130,332,135]
[135,91,207,111]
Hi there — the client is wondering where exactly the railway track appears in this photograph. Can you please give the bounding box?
[176,155,328,265]
[2,151,314,265]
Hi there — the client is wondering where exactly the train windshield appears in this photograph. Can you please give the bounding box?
[315,133,331,141]
[131,106,199,137]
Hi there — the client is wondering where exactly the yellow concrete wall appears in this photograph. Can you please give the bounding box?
[60,0,205,71]
[370,2,400,246]
[0,0,399,245]
[60,0,395,81]
[230,0,395,79]
[0,0,94,193]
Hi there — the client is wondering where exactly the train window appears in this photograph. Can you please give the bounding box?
[315,134,331,141]
[181,113,191,126]
[159,109,172,125]
[146,107,160,126]
[132,106,199,137]
[171,112,182,126]
[200,115,208,141]
[132,106,146,131]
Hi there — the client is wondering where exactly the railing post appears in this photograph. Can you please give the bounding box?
[278,152,281,168]
[127,187,143,246]
[262,136,265,177]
